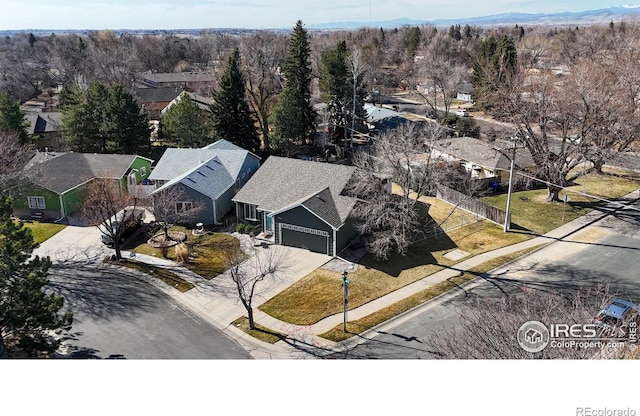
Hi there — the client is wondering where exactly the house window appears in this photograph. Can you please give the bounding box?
[176,201,193,213]
[140,166,147,177]
[243,204,257,221]
[28,196,46,209]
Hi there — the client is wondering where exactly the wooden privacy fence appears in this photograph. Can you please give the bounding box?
[436,186,506,225]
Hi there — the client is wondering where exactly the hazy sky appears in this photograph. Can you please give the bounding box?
[0,0,636,30]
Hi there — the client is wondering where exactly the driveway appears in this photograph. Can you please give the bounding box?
[34,225,109,263]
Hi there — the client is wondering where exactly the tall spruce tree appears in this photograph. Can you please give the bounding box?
[0,195,71,357]
[319,40,349,142]
[470,35,518,111]
[101,84,151,155]
[270,20,316,154]
[61,82,150,155]
[0,91,29,143]
[209,48,260,153]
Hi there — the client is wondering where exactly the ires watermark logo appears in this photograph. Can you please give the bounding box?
[517,321,636,353]
[518,297,639,353]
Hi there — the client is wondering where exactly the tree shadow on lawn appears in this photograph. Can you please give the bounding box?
[359,231,457,278]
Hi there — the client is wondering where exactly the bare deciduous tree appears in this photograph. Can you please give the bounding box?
[222,243,290,330]
[80,176,145,260]
[415,43,467,122]
[348,122,464,260]
[149,186,204,244]
[239,31,286,151]
[426,283,620,359]
[0,131,35,192]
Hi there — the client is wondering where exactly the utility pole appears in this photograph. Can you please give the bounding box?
[504,152,515,232]
[341,270,350,332]
[503,139,517,232]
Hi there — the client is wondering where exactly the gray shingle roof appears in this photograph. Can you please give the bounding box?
[160,91,212,115]
[232,156,356,214]
[28,153,145,194]
[152,156,234,200]
[433,136,536,171]
[300,187,357,228]
[135,87,181,104]
[148,140,254,182]
[25,112,62,135]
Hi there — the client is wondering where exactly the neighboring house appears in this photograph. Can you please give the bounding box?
[12,152,153,221]
[456,82,474,103]
[432,136,536,186]
[364,103,412,133]
[148,139,260,225]
[24,112,63,150]
[137,72,217,96]
[160,91,212,116]
[135,86,182,114]
[232,156,359,257]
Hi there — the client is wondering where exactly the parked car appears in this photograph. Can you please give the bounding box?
[594,297,639,336]
[99,207,146,246]
[455,109,469,117]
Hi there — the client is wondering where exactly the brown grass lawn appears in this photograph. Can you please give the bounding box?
[320,245,543,342]
[119,260,195,292]
[126,226,239,280]
[259,220,531,326]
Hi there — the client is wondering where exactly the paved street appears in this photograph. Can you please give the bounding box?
[49,263,251,359]
[39,226,252,359]
[329,200,640,359]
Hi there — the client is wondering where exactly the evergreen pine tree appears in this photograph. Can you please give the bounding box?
[102,84,151,155]
[160,93,211,148]
[271,20,316,154]
[0,195,71,357]
[209,48,260,153]
[0,91,29,143]
[319,41,349,142]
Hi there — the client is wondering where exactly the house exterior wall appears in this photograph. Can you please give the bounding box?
[178,184,215,225]
[10,186,61,220]
[126,157,153,186]
[235,155,261,190]
[273,206,334,256]
[335,216,360,255]
[215,185,236,223]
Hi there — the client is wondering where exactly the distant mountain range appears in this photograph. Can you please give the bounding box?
[3,5,640,37]
[307,5,640,29]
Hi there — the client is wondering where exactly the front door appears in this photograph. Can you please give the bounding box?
[265,214,273,233]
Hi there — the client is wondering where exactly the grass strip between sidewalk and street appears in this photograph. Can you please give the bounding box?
[232,317,286,344]
[118,260,195,292]
[319,245,544,342]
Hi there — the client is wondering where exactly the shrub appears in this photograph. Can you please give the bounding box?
[243,224,254,234]
[175,243,189,263]
[235,223,245,233]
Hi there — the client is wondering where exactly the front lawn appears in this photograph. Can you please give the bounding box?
[23,221,66,244]
[259,220,531,326]
[126,226,240,280]
[319,245,543,341]
[483,171,640,235]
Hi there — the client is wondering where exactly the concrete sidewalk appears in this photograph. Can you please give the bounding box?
[101,191,640,358]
